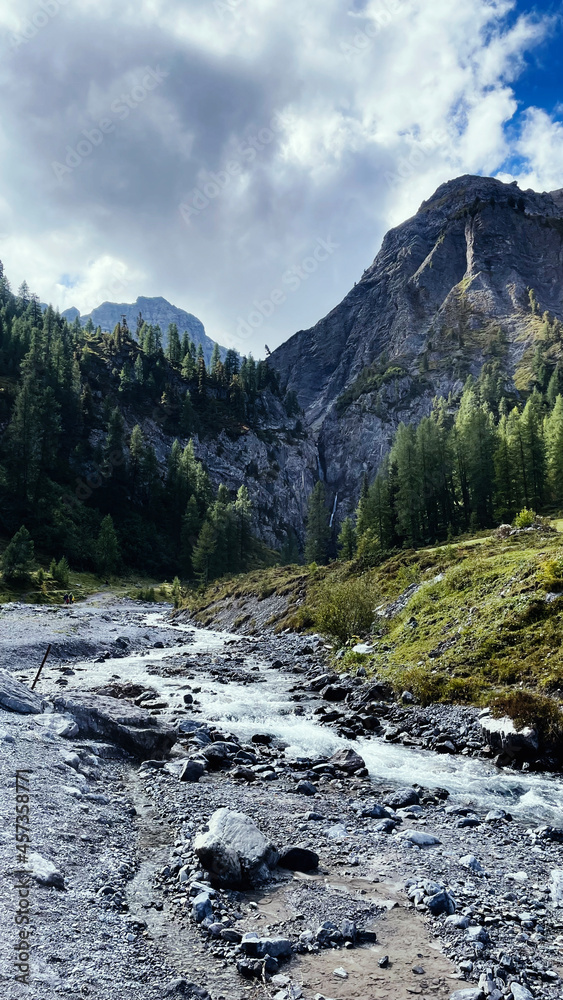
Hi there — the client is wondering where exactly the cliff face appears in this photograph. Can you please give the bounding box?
[270,175,563,519]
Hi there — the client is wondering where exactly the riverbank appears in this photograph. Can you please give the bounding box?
[0,601,562,1000]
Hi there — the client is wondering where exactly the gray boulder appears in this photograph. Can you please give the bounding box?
[0,670,45,714]
[241,933,292,959]
[550,869,563,906]
[509,984,534,1000]
[27,852,65,889]
[53,692,175,758]
[397,829,440,847]
[481,716,538,758]
[385,787,420,809]
[328,748,366,774]
[449,990,485,1000]
[179,760,206,783]
[34,713,79,738]
[426,889,456,915]
[193,808,278,886]
[192,892,213,923]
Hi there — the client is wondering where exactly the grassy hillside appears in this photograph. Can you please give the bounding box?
[185,525,563,736]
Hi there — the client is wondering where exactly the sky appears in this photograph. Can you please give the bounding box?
[0,0,562,356]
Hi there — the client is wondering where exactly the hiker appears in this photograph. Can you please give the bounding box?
[63,593,69,605]
[69,593,75,604]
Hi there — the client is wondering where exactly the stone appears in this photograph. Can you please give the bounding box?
[379,955,389,968]
[278,847,319,871]
[374,818,398,834]
[361,803,389,818]
[0,670,45,714]
[179,760,206,783]
[192,892,213,923]
[449,991,485,1000]
[466,925,488,944]
[385,787,420,809]
[550,869,563,906]
[33,713,79,737]
[27,852,65,889]
[426,889,456,915]
[333,968,348,979]
[481,716,538,758]
[328,748,366,773]
[231,766,256,782]
[509,986,534,1000]
[251,733,272,745]
[397,829,440,847]
[321,685,348,702]
[296,780,317,796]
[193,808,278,886]
[52,692,175,758]
[241,933,292,959]
[460,855,484,873]
[162,981,211,998]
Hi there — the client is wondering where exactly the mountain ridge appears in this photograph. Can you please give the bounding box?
[62,295,229,366]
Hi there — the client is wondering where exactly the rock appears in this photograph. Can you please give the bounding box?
[241,933,292,959]
[0,670,45,714]
[374,818,398,834]
[340,920,357,942]
[162,981,211,998]
[333,968,348,979]
[550,869,563,906]
[192,892,213,923]
[362,804,389,818]
[426,889,456,915]
[328,747,366,774]
[385,787,420,809]
[352,643,372,654]
[485,809,509,823]
[401,690,415,704]
[321,685,348,702]
[296,780,317,796]
[460,855,484,873]
[251,733,272,745]
[237,958,266,979]
[278,847,319,871]
[397,829,440,847]
[509,985,534,1000]
[193,808,278,886]
[449,991,485,1000]
[179,760,206,783]
[231,766,256,782]
[33,712,79,737]
[52,692,175,758]
[481,716,538,758]
[466,925,488,944]
[27,852,65,889]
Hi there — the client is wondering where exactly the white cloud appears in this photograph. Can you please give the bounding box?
[0,0,555,352]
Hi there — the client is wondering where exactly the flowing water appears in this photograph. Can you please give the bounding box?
[63,614,563,828]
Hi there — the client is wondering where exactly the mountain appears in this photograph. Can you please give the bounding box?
[271,174,563,519]
[62,296,228,366]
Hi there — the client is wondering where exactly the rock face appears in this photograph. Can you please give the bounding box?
[270,175,563,520]
[193,808,278,886]
[0,670,46,714]
[52,692,175,758]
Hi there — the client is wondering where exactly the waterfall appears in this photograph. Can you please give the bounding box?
[329,492,338,528]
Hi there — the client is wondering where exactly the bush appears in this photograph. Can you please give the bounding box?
[136,586,157,602]
[491,689,563,742]
[313,575,378,643]
[541,554,563,591]
[514,508,536,529]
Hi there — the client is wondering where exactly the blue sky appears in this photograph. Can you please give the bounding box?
[0,0,562,355]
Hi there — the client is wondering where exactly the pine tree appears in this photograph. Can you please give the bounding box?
[210,343,221,379]
[304,481,330,564]
[166,323,182,364]
[337,518,356,560]
[234,485,252,570]
[520,392,546,510]
[390,423,421,544]
[192,520,217,584]
[96,515,121,577]
[181,495,201,575]
[545,394,563,502]
[2,525,35,581]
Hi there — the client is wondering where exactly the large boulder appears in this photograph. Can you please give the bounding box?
[328,748,366,774]
[194,808,278,886]
[481,715,538,759]
[0,670,46,714]
[53,692,175,758]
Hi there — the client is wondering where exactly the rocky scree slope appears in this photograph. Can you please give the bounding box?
[270,175,563,517]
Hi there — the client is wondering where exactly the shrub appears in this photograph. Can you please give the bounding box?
[136,586,157,602]
[514,508,536,529]
[491,689,563,742]
[313,575,378,643]
[540,554,563,591]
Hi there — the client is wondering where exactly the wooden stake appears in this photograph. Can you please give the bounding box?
[31,644,52,691]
